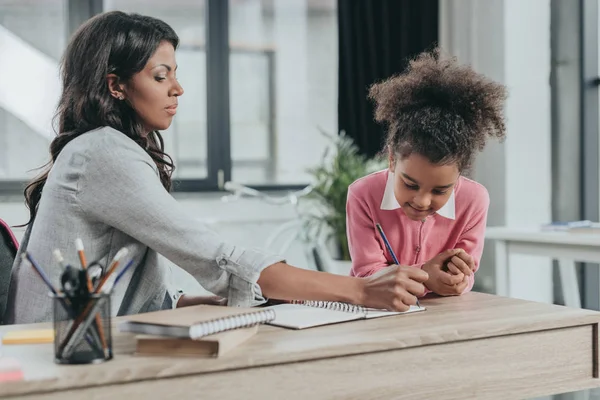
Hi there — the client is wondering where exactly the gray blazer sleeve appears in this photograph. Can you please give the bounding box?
[76,132,284,307]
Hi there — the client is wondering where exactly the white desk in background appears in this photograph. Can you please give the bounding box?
[486,227,600,308]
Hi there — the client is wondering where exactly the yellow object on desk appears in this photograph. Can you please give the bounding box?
[2,329,54,345]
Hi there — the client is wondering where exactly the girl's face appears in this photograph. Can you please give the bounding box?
[390,152,459,221]
[108,41,184,134]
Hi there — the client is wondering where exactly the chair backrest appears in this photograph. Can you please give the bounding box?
[0,219,18,267]
[0,219,18,325]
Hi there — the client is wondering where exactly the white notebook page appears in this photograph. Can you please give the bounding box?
[266,303,425,329]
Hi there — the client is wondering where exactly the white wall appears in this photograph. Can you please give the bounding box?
[440,0,553,304]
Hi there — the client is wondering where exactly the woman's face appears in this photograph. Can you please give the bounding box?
[109,41,184,134]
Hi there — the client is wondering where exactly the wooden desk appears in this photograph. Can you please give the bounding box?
[1,292,600,400]
[486,227,600,308]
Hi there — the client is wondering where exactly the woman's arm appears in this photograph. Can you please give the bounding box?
[179,261,430,311]
[77,131,282,307]
[76,131,428,310]
[258,262,429,311]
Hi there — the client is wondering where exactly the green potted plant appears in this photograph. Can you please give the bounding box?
[305,128,386,263]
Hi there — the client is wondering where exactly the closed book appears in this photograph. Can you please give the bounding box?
[133,325,258,357]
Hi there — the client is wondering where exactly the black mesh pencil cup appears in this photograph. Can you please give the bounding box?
[52,292,113,364]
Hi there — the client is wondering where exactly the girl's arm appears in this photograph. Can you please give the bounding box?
[346,188,393,277]
[423,187,490,295]
[449,190,490,293]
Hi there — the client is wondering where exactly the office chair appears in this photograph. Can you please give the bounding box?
[0,219,18,324]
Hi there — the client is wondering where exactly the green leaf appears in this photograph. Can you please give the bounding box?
[304,128,386,261]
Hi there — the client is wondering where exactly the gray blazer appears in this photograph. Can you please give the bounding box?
[3,127,282,324]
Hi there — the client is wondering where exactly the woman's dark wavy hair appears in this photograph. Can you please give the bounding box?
[22,11,178,227]
[369,48,507,172]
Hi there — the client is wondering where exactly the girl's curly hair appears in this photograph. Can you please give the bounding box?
[369,48,507,172]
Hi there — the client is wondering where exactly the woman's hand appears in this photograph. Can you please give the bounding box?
[359,265,429,311]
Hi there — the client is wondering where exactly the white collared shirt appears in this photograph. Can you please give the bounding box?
[379,171,456,220]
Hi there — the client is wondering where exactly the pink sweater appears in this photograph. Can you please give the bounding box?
[346,170,490,294]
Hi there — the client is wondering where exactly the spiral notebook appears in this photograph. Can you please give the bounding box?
[118,304,276,339]
[266,301,425,330]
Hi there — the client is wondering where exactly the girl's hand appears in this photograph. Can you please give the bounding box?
[423,249,470,296]
[444,249,475,276]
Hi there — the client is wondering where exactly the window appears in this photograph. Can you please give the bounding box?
[0,0,66,183]
[104,0,209,181]
[0,0,339,192]
[228,0,337,185]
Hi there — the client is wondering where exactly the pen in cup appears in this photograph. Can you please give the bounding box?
[94,248,129,293]
[23,252,103,355]
[57,247,129,357]
[114,258,135,286]
[375,223,421,308]
[61,255,135,358]
[75,239,88,270]
[73,239,109,355]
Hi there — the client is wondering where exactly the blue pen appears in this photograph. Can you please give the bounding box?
[114,258,135,286]
[24,252,58,295]
[375,223,421,308]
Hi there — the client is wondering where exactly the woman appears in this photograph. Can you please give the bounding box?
[3,11,427,324]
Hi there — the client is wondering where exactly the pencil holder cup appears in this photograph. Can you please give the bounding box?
[52,293,113,364]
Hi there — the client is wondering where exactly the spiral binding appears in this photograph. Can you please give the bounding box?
[292,300,366,315]
[189,308,276,339]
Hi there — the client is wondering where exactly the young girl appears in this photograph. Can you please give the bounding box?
[2,11,429,324]
[347,49,507,297]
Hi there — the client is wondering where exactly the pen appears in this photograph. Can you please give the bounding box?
[74,239,109,355]
[375,223,421,308]
[52,250,69,271]
[114,258,135,287]
[24,252,56,295]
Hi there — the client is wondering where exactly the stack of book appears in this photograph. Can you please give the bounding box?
[119,305,275,357]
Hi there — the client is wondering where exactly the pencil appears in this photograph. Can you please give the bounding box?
[375,223,421,308]
[74,239,109,357]
[75,239,88,270]
[94,248,129,293]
